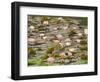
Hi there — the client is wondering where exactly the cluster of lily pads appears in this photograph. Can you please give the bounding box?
[28,15,88,66]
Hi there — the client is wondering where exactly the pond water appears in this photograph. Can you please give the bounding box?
[28,16,88,66]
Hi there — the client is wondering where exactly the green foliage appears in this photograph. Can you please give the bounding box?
[46,47,54,54]
[36,47,42,51]
[28,59,34,66]
[80,45,87,51]
[60,46,66,51]
[34,59,43,66]
[53,53,59,57]
[42,53,49,59]
[80,17,88,26]
[71,59,87,65]
[80,54,88,60]
[68,30,77,36]
[41,16,49,21]
[28,58,46,66]
[28,47,36,54]
[80,40,87,44]
[28,47,36,58]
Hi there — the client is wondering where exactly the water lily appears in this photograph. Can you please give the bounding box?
[63,26,68,30]
[84,29,88,34]
[59,42,64,48]
[43,36,47,40]
[76,39,81,43]
[77,33,82,36]
[65,38,71,42]
[43,21,49,25]
[65,42,71,46]
[69,48,76,52]
[56,34,63,39]
[53,27,58,30]
[47,57,55,64]
[57,17,63,21]
[29,25,35,31]
[39,33,45,37]
[67,52,73,56]
[59,52,67,59]
[72,36,78,39]
[28,38,36,43]
[53,40,60,43]
[72,26,77,30]
[60,59,65,63]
